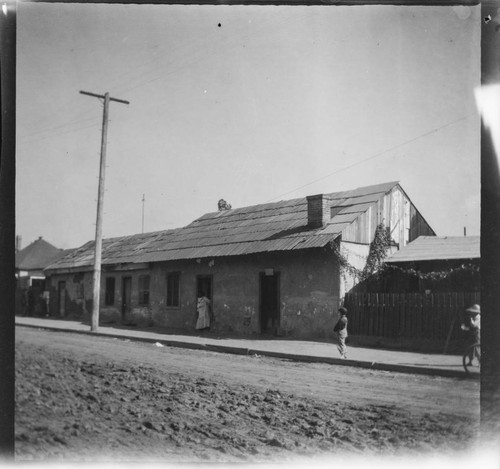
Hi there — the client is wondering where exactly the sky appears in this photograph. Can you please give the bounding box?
[16,3,481,250]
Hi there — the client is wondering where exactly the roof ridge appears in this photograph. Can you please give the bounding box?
[45,181,402,270]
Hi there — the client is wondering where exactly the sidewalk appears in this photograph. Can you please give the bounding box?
[15,316,478,379]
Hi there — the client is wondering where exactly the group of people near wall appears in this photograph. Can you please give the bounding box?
[20,286,50,317]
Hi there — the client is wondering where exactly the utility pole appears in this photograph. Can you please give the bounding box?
[142,193,146,233]
[80,90,129,332]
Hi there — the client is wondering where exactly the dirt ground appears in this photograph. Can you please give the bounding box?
[15,327,479,462]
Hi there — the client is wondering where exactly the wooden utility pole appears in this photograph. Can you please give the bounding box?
[80,90,129,332]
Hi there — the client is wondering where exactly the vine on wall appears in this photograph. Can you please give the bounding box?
[362,223,393,279]
[330,241,363,280]
[378,262,480,281]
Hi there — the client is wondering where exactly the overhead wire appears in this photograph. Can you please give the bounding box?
[21,120,103,146]
[265,112,477,203]
[19,114,102,140]
[113,10,310,96]
[18,10,310,144]
[17,25,221,141]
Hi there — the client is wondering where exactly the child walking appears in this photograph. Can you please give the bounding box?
[334,306,348,359]
[461,304,480,365]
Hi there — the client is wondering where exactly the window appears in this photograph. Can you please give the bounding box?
[166,272,180,307]
[138,275,150,306]
[105,277,115,305]
[76,282,84,300]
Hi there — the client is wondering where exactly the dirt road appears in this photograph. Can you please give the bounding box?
[15,326,479,462]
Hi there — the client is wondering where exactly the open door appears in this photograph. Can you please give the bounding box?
[260,271,280,335]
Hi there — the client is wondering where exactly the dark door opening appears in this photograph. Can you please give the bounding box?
[58,281,66,317]
[196,275,213,300]
[196,275,213,329]
[32,279,46,316]
[260,272,280,335]
[122,276,132,321]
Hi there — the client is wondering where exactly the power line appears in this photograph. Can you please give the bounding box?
[19,11,306,140]
[18,93,108,140]
[19,114,100,140]
[113,10,308,96]
[20,120,102,146]
[266,113,476,203]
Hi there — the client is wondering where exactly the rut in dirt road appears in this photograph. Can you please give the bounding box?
[15,327,480,462]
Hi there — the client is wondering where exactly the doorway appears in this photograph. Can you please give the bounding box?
[58,281,66,317]
[196,275,213,300]
[122,276,132,320]
[259,272,280,335]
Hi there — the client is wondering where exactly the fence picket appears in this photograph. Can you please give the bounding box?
[429,293,435,340]
[400,293,406,338]
[416,293,422,339]
[391,293,397,338]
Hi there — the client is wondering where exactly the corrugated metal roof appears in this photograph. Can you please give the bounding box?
[46,181,400,271]
[386,236,480,263]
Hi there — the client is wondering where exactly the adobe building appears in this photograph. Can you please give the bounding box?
[44,181,434,338]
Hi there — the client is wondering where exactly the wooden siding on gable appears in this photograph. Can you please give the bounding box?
[409,206,435,243]
[342,201,384,244]
[341,186,435,247]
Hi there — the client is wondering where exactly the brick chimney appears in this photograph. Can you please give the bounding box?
[306,194,331,228]
[15,235,22,253]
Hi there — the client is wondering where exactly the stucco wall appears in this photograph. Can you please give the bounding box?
[47,271,92,319]
[338,241,370,298]
[46,247,341,339]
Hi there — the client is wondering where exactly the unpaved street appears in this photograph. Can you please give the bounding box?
[15,326,479,462]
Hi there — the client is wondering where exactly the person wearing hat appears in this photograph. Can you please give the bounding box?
[461,304,481,365]
[334,306,349,359]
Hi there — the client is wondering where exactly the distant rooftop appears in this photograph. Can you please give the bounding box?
[386,236,480,263]
[16,237,68,271]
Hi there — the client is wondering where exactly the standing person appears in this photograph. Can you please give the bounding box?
[334,306,349,359]
[461,304,480,365]
[42,290,50,317]
[195,292,211,331]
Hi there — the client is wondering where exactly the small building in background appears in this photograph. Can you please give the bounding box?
[383,235,480,293]
[44,181,435,338]
[15,236,70,316]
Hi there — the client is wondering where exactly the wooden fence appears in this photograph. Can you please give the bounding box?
[343,292,481,341]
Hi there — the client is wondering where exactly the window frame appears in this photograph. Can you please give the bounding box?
[138,274,150,306]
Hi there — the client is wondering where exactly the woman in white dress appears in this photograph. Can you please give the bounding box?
[196,294,211,330]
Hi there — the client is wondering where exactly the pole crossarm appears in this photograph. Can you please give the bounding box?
[80,90,130,105]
